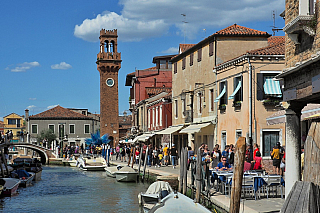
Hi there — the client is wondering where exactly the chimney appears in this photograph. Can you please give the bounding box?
[25,109,29,120]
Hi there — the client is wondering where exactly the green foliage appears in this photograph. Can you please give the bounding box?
[36,129,57,143]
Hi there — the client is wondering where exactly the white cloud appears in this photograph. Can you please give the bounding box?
[51,62,72,70]
[29,98,37,101]
[160,47,179,54]
[47,105,58,109]
[74,0,283,42]
[8,61,40,72]
[27,105,37,110]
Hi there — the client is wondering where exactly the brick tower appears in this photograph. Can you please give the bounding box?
[97,29,121,146]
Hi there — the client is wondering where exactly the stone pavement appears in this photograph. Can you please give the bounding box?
[110,158,285,213]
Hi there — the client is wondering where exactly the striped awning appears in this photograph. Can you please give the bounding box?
[264,77,282,97]
[228,81,241,100]
[214,85,226,102]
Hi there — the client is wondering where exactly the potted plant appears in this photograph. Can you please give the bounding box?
[219,104,226,110]
[233,101,242,107]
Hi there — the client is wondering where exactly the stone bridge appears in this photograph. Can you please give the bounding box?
[4,143,57,164]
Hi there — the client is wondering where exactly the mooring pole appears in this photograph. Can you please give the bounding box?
[183,147,188,195]
[142,147,149,181]
[179,149,184,193]
[195,147,202,203]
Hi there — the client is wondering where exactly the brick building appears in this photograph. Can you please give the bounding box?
[277,0,319,196]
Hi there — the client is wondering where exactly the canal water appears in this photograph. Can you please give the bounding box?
[0,165,149,213]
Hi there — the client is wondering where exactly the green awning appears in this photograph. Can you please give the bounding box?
[264,77,282,97]
[214,85,226,103]
[228,81,241,100]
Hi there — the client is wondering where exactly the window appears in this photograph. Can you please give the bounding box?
[49,125,55,133]
[82,111,86,115]
[148,109,151,128]
[257,72,282,101]
[229,76,243,103]
[156,107,159,127]
[262,131,279,157]
[235,130,242,144]
[197,48,202,62]
[210,89,214,112]
[198,92,202,114]
[31,124,38,134]
[84,124,90,134]
[175,100,178,118]
[182,57,186,70]
[153,108,155,127]
[174,62,177,74]
[221,131,226,152]
[160,106,163,126]
[8,119,16,125]
[69,124,75,134]
[182,99,186,117]
[216,81,227,106]
[190,53,194,66]
[209,41,214,56]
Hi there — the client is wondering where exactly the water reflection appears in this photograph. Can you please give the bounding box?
[0,165,149,213]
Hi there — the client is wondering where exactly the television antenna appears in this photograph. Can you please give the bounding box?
[271,10,282,36]
[181,14,188,44]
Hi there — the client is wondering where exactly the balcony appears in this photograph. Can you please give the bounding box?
[97,52,121,61]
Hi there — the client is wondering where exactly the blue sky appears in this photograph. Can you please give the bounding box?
[0,0,285,120]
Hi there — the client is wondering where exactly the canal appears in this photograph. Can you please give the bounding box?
[0,165,149,213]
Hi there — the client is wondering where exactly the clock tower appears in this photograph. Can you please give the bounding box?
[97,29,121,146]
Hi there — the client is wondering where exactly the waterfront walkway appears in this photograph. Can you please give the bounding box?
[110,158,285,213]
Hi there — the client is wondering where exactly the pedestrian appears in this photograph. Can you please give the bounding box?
[135,147,140,165]
[126,146,131,162]
[222,145,230,163]
[215,156,232,171]
[170,144,178,169]
[163,144,169,166]
[211,147,220,169]
[271,142,281,175]
[147,145,153,167]
[187,146,194,170]
[253,143,259,159]
[252,151,263,170]
[202,144,210,157]
[158,151,163,167]
[152,146,159,168]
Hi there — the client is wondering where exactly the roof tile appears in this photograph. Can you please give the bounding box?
[30,105,91,119]
[268,36,285,46]
[247,41,284,55]
[146,87,171,96]
[179,44,196,53]
[215,24,270,36]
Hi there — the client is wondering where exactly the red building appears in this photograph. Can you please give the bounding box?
[125,55,174,134]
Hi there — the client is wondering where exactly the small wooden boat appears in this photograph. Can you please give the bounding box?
[11,170,35,187]
[149,192,211,213]
[105,165,122,178]
[12,157,42,181]
[115,167,138,182]
[0,178,20,196]
[138,181,173,212]
[77,155,107,171]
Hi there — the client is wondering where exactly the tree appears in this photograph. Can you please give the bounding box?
[36,129,57,148]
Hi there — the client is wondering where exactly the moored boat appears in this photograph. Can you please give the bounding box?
[105,165,122,178]
[77,155,107,171]
[11,170,35,187]
[149,192,211,213]
[0,178,20,196]
[115,167,138,182]
[11,157,42,181]
[138,181,174,212]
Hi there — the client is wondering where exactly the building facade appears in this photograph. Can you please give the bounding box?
[171,24,272,151]
[26,106,95,148]
[3,113,25,142]
[279,0,319,196]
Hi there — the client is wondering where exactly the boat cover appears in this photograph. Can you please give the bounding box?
[145,181,173,195]
[15,170,31,178]
[118,167,136,173]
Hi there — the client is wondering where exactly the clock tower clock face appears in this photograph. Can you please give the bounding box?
[106,78,114,87]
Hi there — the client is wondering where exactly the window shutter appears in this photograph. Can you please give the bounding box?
[190,53,193,66]
[240,75,243,101]
[209,42,213,56]
[224,80,228,105]
[198,48,202,62]
[257,73,264,100]
[174,62,177,74]
[182,57,186,70]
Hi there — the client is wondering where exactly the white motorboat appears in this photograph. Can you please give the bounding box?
[149,192,211,213]
[105,165,122,178]
[115,167,138,182]
[77,155,107,171]
[138,181,173,212]
[0,178,20,196]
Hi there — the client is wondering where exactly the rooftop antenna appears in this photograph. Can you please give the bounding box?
[181,14,188,44]
[271,10,282,36]
[203,29,206,38]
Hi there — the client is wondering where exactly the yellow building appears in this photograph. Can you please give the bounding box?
[3,113,25,142]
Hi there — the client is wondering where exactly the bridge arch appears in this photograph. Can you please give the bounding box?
[10,143,52,165]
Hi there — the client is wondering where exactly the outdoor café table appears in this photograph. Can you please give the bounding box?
[253,175,285,199]
[210,170,233,194]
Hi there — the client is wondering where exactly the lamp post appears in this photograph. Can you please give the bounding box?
[58,123,66,158]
